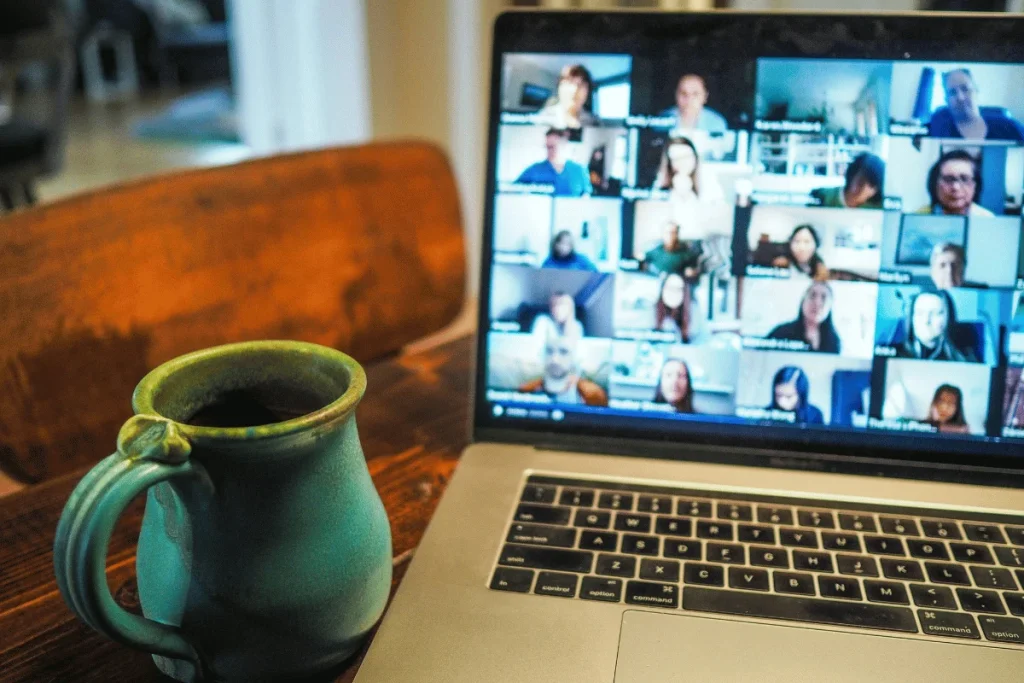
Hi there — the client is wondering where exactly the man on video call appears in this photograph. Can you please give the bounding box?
[515,128,592,196]
[643,221,701,277]
[518,336,608,406]
[659,74,728,133]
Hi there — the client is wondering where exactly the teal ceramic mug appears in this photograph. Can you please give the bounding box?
[53,341,393,682]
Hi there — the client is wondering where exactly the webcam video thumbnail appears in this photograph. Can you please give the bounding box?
[497,124,628,197]
[489,264,614,340]
[873,358,992,436]
[613,270,738,345]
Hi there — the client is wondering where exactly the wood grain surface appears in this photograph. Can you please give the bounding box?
[0,141,465,484]
[0,334,473,682]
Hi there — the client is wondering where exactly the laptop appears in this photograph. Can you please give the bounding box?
[356,9,1024,682]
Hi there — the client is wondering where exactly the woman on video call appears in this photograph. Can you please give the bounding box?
[915,150,994,217]
[771,224,829,280]
[767,366,824,425]
[810,153,886,210]
[655,273,704,344]
[896,290,978,362]
[924,383,971,434]
[653,358,696,413]
[767,281,842,354]
[531,292,584,342]
[542,230,598,271]
[537,64,598,130]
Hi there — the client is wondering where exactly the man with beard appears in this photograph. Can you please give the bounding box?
[518,336,608,406]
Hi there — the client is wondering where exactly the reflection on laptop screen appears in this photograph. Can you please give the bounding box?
[484,51,1024,450]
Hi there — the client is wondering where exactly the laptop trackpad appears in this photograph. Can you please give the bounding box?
[614,610,1023,682]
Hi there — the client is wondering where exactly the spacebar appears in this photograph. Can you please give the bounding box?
[683,588,919,633]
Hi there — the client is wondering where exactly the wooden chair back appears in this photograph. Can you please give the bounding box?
[0,141,465,483]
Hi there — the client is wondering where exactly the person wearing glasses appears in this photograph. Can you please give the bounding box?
[914,150,994,217]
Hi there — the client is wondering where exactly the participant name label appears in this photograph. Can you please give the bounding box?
[746,265,791,279]
[616,330,679,343]
[486,390,553,405]
[868,418,937,433]
[878,271,912,284]
[742,337,809,352]
[498,182,554,195]
[755,120,822,133]
[736,407,796,423]
[890,123,929,136]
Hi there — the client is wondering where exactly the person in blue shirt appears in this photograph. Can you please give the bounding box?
[515,128,592,197]
[767,366,824,426]
[541,230,597,271]
[928,68,1024,142]
[658,74,728,133]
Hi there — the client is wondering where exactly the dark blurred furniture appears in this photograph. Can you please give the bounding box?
[0,141,466,484]
[0,3,75,212]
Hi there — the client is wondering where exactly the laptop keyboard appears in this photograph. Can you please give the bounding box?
[488,474,1024,646]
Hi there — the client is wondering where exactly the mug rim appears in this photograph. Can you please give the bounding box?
[132,340,367,442]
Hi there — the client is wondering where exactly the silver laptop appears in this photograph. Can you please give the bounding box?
[356,10,1024,682]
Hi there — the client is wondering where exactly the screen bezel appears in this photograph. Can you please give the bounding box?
[474,9,1024,482]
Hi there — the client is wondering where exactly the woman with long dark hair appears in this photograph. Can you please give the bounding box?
[925,384,970,433]
[653,359,696,414]
[767,366,824,425]
[771,224,829,280]
[654,135,701,198]
[654,273,697,343]
[767,281,842,353]
[896,290,977,362]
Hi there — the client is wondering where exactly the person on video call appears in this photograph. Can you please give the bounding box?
[644,221,701,277]
[653,358,696,413]
[531,291,584,341]
[542,230,597,271]
[810,153,886,210]
[929,242,968,289]
[915,150,993,217]
[767,366,824,425]
[927,68,1024,142]
[896,290,978,362]
[518,335,608,406]
[536,64,598,130]
[516,128,592,197]
[771,224,829,280]
[659,74,728,133]
[767,281,842,354]
[924,383,971,434]
[653,135,724,217]
[655,273,705,344]
[587,147,621,197]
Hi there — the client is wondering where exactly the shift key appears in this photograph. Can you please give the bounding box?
[499,544,594,573]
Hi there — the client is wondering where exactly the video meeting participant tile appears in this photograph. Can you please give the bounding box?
[871,358,993,437]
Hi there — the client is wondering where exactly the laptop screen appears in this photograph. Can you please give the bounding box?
[477,12,1024,467]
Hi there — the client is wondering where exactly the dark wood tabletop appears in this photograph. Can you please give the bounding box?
[0,334,473,682]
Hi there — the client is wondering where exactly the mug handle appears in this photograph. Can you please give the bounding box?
[54,415,210,679]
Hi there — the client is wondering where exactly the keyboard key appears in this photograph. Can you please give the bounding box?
[750,546,789,569]
[950,542,993,565]
[865,580,909,605]
[1006,593,1024,616]
[499,544,593,573]
[625,580,679,608]
[757,506,794,525]
[685,587,917,633]
[1006,527,1024,546]
[684,562,724,587]
[995,546,1024,568]
[614,513,652,533]
[514,504,571,525]
[696,521,734,541]
[793,550,833,573]
[881,559,924,582]
[774,571,816,596]
[907,539,949,561]
[677,499,712,518]
[595,554,636,578]
[490,567,534,593]
[925,562,971,586]
[957,588,1005,614]
[637,495,672,514]
[964,524,1005,545]
[655,516,692,537]
[580,576,622,603]
[921,520,962,541]
[779,529,818,548]
[559,488,595,507]
[738,524,775,545]
[818,576,861,600]
[706,543,745,565]
[970,566,1016,590]
[797,510,835,529]
[522,484,557,504]
[837,554,878,577]
[822,532,860,553]
[534,571,578,598]
[918,609,980,639]
[664,538,702,560]
[910,584,957,610]
[640,558,681,583]
[506,523,577,548]
[728,567,770,591]
[621,534,659,556]
[864,535,905,556]
[717,502,753,522]
[579,530,618,552]
[573,509,611,529]
[838,513,877,533]
[879,517,919,536]
[598,492,634,511]
[979,615,1024,644]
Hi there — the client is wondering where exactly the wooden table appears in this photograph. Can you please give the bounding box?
[0,335,473,682]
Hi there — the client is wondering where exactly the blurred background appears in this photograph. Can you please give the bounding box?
[1,0,1021,294]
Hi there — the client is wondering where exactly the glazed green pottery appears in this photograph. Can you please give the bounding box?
[53,341,392,682]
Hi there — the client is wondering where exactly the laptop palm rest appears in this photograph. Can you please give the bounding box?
[615,610,1023,682]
